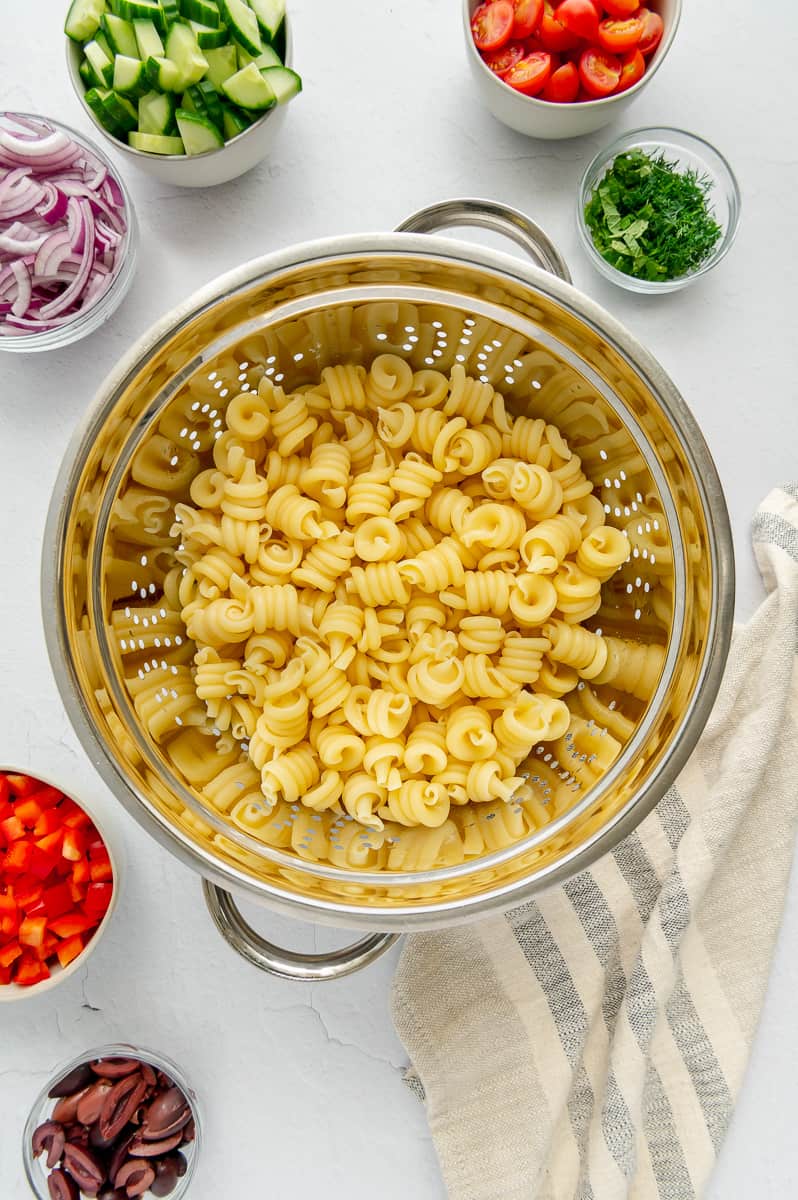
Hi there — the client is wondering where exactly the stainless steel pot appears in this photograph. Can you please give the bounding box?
[42,200,734,980]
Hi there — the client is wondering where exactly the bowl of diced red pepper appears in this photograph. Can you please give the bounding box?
[463,0,681,140]
[0,769,117,998]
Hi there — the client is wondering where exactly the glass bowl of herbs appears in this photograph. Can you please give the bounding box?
[577,127,741,294]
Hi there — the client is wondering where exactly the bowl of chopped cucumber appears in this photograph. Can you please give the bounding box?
[65,0,301,187]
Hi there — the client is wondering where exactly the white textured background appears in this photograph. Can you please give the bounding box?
[1,1,797,1196]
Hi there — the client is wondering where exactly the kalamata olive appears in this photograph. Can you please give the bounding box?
[108,1131,136,1183]
[49,1064,95,1099]
[140,1064,157,1089]
[52,1087,92,1124]
[47,1169,79,1200]
[155,1072,173,1090]
[91,1058,142,1079]
[128,1130,184,1157]
[181,1118,195,1145]
[63,1122,90,1147]
[99,1075,149,1141]
[141,1087,190,1140]
[89,1122,117,1152]
[62,1143,106,1193]
[98,1191,127,1200]
[150,1156,181,1197]
[173,1151,187,1178]
[32,1120,66,1169]
[77,1081,114,1126]
[113,1159,155,1197]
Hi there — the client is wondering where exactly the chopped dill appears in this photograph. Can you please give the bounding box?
[584,149,723,282]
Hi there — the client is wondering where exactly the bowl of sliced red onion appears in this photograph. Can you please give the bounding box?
[0,112,137,352]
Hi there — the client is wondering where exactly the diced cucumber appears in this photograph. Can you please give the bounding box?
[179,0,220,25]
[196,79,224,127]
[175,108,224,154]
[113,0,166,32]
[236,41,281,69]
[79,58,96,88]
[84,39,115,86]
[217,0,262,55]
[145,54,184,90]
[189,19,229,48]
[164,21,208,79]
[248,0,284,42]
[137,88,177,133]
[113,54,147,94]
[101,11,139,55]
[84,86,121,133]
[182,82,220,128]
[260,65,300,104]
[94,29,114,58]
[203,42,238,89]
[160,0,181,25]
[102,90,139,131]
[133,17,164,58]
[221,60,274,109]
[129,130,185,153]
[65,0,107,42]
[220,101,251,139]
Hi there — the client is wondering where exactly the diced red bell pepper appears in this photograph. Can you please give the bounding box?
[0,894,20,939]
[27,845,59,881]
[90,859,113,883]
[23,900,47,919]
[25,785,63,810]
[33,808,63,838]
[36,934,60,962]
[0,774,11,804]
[14,877,44,909]
[0,941,22,968]
[13,798,44,828]
[1,815,26,843]
[3,774,40,797]
[60,800,92,830]
[15,952,51,986]
[19,915,48,948]
[0,966,11,985]
[84,882,113,919]
[42,882,74,920]
[61,828,87,862]
[48,912,98,938]
[3,840,33,874]
[69,879,86,905]
[36,830,64,857]
[56,934,85,969]
[70,858,91,885]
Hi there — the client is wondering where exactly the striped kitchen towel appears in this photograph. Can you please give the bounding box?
[392,486,798,1200]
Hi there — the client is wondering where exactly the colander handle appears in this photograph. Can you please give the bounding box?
[395,198,572,282]
[202,880,400,981]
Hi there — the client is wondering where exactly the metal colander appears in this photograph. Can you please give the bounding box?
[43,200,733,980]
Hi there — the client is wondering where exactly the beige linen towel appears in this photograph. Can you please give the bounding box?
[392,486,798,1200]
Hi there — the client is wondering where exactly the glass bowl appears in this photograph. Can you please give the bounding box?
[22,1043,201,1199]
[577,126,741,294]
[0,112,138,353]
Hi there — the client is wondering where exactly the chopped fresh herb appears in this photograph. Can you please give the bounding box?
[584,149,723,282]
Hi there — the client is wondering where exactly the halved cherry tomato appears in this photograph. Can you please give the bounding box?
[578,46,622,96]
[555,0,599,41]
[636,7,664,55]
[482,40,526,76]
[616,47,645,90]
[472,0,515,52]
[541,60,580,101]
[597,15,643,52]
[511,0,543,38]
[504,49,553,94]
[539,0,580,50]
[603,0,639,15]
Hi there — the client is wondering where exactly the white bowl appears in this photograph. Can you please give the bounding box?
[0,766,121,1003]
[462,0,682,140]
[66,18,294,188]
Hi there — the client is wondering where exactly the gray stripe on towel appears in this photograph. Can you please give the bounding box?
[752,512,798,561]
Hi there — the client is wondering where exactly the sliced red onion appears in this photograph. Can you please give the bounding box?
[0,113,129,339]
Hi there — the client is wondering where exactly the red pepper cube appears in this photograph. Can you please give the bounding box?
[48,912,97,939]
[26,785,63,810]
[36,830,64,857]
[13,798,44,829]
[4,774,40,798]
[28,845,58,882]
[0,815,26,843]
[0,940,23,968]
[0,966,11,985]
[69,879,86,905]
[14,952,51,986]
[70,858,91,886]
[89,859,114,883]
[33,808,63,838]
[61,828,87,862]
[84,882,113,919]
[19,915,48,949]
[3,840,34,874]
[0,775,11,805]
[12,877,43,909]
[42,882,75,920]
[56,934,85,969]
[36,933,60,962]
[59,800,92,830]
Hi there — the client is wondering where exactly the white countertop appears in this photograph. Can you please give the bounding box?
[2,1,797,1196]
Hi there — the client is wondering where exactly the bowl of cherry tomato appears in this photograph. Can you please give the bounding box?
[0,768,119,1000]
[463,0,681,139]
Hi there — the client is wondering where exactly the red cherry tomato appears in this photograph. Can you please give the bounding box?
[603,0,639,15]
[578,46,622,96]
[615,47,645,90]
[511,0,543,38]
[555,0,600,41]
[504,49,553,94]
[471,0,515,52]
[539,0,580,50]
[636,7,664,55]
[482,40,526,76]
[597,15,644,52]
[541,60,580,101]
